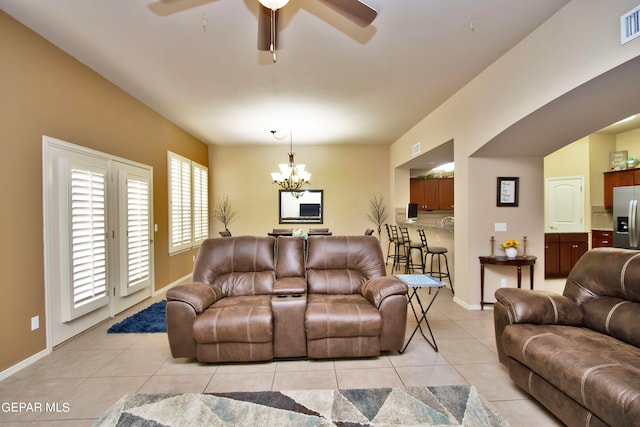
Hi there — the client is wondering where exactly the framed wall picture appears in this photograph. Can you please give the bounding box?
[497,177,519,207]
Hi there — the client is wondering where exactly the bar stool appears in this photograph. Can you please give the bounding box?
[390,225,407,273]
[384,224,395,265]
[418,228,454,294]
[399,225,426,273]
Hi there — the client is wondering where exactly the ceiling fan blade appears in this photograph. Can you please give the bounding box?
[257,4,279,51]
[318,0,377,27]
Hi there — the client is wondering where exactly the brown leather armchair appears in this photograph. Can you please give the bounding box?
[166,235,408,363]
[494,248,640,427]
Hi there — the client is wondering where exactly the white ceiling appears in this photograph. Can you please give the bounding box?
[1,0,572,148]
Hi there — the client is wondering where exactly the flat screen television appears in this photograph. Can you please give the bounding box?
[299,203,321,217]
[406,203,418,223]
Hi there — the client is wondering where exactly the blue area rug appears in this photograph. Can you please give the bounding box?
[107,300,167,333]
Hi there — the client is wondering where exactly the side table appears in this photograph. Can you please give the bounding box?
[478,255,536,309]
[395,274,445,352]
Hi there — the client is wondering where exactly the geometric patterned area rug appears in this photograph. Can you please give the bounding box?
[95,386,510,426]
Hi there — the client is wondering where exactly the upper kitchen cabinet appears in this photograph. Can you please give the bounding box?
[603,169,640,208]
[410,178,454,211]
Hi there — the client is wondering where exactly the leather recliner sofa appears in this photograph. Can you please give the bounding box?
[494,248,640,427]
[166,235,408,363]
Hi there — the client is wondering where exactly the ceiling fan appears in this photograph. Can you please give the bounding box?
[257,0,377,62]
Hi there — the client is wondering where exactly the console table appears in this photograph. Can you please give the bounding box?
[479,255,536,310]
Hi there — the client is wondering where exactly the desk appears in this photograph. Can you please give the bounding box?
[395,274,445,352]
[479,255,536,310]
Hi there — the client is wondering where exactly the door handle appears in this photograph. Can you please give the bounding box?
[630,200,638,248]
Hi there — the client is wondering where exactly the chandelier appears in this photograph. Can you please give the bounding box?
[270,130,311,196]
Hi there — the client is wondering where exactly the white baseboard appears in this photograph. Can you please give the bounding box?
[153,273,192,296]
[452,295,487,311]
[0,348,50,382]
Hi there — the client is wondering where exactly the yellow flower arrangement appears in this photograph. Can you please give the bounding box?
[502,239,519,249]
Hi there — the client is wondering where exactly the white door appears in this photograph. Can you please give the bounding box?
[111,161,154,315]
[44,137,153,346]
[546,177,584,232]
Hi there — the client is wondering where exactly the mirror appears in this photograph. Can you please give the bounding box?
[279,190,324,224]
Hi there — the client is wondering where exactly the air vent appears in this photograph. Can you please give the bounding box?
[412,143,421,156]
[621,5,640,45]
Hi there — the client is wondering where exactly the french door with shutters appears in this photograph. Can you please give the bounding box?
[43,136,154,347]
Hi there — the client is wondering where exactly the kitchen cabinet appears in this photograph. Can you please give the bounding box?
[603,169,640,208]
[410,178,454,210]
[544,233,588,278]
[591,230,613,248]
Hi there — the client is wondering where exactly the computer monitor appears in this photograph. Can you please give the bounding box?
[406,203,418,223]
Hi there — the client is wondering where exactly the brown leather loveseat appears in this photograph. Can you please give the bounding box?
[494,248,640,427]
[166,235,408,363]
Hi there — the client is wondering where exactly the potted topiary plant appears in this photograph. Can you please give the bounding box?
[366,194,388,240]
[213,194,237,234]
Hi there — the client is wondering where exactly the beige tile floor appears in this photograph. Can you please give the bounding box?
[0,286,564,426]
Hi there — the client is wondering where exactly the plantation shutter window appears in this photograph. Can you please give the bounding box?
[168,152,209,254]
[117,163,152,297]
[168,153,192,253]
[192,162,209,245]
[63,162,109,321]
[127,177,150,285]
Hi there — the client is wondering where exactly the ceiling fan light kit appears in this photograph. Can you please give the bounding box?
[258,0,290,11]
[257,0,377,63]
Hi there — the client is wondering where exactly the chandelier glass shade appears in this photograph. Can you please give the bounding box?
[258,0,290,10]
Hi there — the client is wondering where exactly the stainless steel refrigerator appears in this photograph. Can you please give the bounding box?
[613,186,640,248]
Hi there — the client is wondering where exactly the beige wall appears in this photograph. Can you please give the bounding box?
[209,144,391,238]
[617,128,640,158]
[468,157,545,303]
[544,137,591,230]
[544,137,590,179]
[390,0,640,307]
[0,12,208,372]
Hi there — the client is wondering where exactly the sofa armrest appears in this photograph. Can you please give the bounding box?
[494,288,584,326]
[361,276,408,308]
[166,282,222,314]
[274,277,307,295]
[494,288,584,364]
